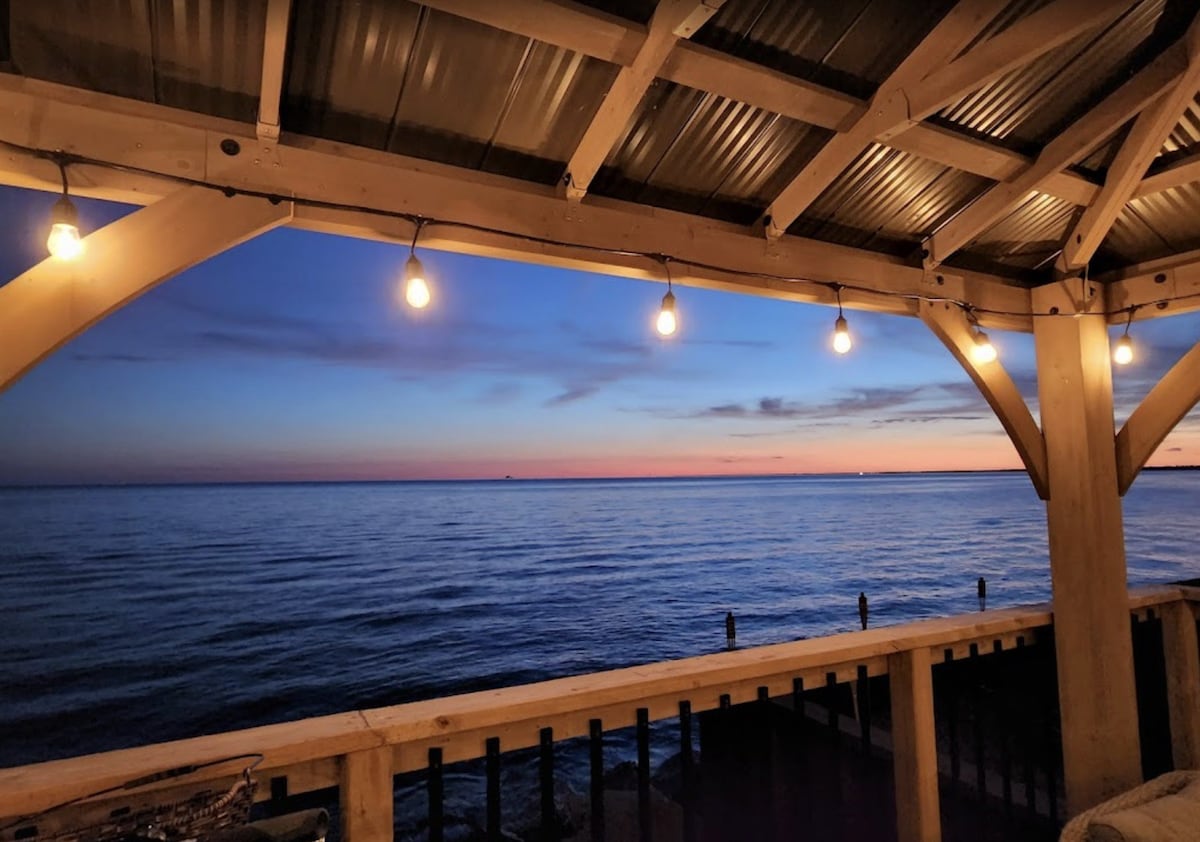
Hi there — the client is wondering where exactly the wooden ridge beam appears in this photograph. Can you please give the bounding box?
[0,187,292,394]
[919,300,1048,499]
[1115,338,1200,494]
[924,41,1189,266]
[1058,11,1200,272]
[562,0,724,200]
[256,0,292,140]
[0,74,1033,331]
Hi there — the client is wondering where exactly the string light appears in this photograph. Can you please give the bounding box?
[1113,308,1135,365]
[832,285,852,354]
[402,221,431,309]
[656,260,678,337]
[46,159,83,260]
[966,308,998,364]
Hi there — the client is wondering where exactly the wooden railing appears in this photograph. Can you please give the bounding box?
[1,585,1196,842]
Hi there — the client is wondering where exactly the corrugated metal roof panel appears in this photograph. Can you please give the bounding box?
[1161,95,1200,159]
[788,144,992,252]
[937,0,1165,148]
[1120,184,1200,258]
[591,80,832,223]
[692,0,957,99]
[8,0,263,123]
[284,4,617,184]
[1101,205,1174,267]
[964,192,1076,270]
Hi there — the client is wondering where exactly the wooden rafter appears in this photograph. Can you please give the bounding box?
[256,0,293,140]
[0,187,292,394]
[764,0,1130,238]
[1116,339,1200,495]
[1058,13,1200,272]
[0,75,1034,333]
[919,300,1048,499]
[1136,147,1200,198]
[410,0,1103,207]
[561,0,724,200]
[924,40,1189,267]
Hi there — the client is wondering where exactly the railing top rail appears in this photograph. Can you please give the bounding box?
[0,584,1185,819]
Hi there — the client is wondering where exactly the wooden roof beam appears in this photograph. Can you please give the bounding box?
[1134,147,1200,198]
[763,0,1010,239]
[923,40,1189,267]
[411,0,1102,207]
[762,0,1128,239]
[255,0,292,141]
[1103,248,1200,322]
[1057,11,1200,272]
[561,0,724,201]
[0,75,1032,331]
[1116,338,1200,494]
[920,300,1048,499]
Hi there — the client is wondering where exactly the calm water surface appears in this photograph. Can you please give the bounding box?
[1,471,1197,769]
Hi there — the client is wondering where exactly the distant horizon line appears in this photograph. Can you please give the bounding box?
[3,464,1197,490]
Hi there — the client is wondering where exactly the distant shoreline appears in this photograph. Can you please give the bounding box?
[2,464,1196,490]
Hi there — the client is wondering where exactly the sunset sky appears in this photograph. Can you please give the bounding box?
[1,184,1197,485]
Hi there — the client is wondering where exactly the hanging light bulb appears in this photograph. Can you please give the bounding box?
[971,328,998,364]
[1113,308,1135,365]
[401,220,431,310]
[655,261,678,337]
[831,285,852,354]
[46,160,83,260]
[403,254,430,309]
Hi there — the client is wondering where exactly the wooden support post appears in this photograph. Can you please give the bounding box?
[1033,294,1142,815]
[889,647,941,842]
[1161,600,1200,769]
[340,747,394,842]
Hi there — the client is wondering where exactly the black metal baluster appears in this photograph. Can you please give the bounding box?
[428,747,444,842]
[1018,638,1036,815]
[540,727,557,842]
[757,687,775,842]
[637,708,652,842]
[825,672,839,740]
[679,702,696,842]
[856,665,872,754]
[944,649,960,789]
[719,693,731,710]
[486,736,501,842]
[994,642,1013,817]
[589,719,605,842]
[970,643,986,803]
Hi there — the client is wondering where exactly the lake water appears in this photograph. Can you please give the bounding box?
[1,471,1197,772]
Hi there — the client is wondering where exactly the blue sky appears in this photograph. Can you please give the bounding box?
[0,184,1196,484]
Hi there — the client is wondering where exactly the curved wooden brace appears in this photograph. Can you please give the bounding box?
[0,187,292,394]
[1116,338,1200,495]
[920,300,1049,499]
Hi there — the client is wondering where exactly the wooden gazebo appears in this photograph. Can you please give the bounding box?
[2,1,1200,838]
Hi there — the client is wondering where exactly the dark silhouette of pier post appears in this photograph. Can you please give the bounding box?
[858,592,868,630]
[725,611,736,650]
[978,577,987,611]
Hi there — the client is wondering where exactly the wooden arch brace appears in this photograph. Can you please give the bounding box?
[0,186,292,395]
[920,300,1049,499]
[1115,338,1200,495]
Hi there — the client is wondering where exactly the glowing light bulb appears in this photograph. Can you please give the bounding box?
[832,315,852,354]
[46,197,83,260]
[656,290,677,337]
[971,329,998,364]
[403,254,430,309]
[1113,334,1134,366]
